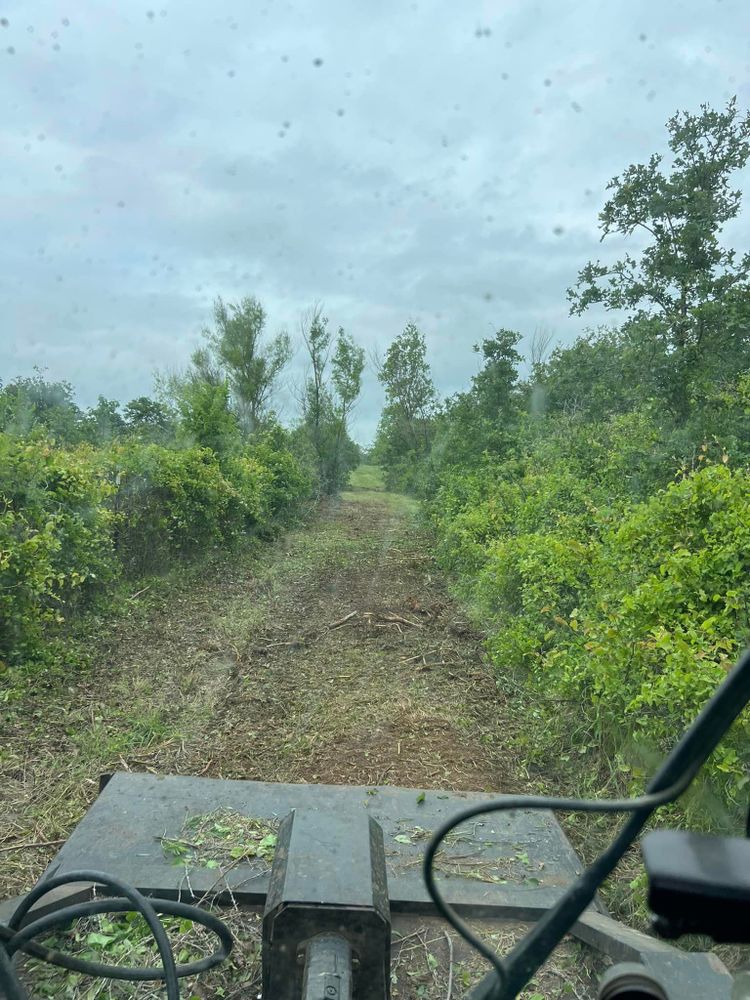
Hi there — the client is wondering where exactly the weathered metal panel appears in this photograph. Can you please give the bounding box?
[37,772,594,918]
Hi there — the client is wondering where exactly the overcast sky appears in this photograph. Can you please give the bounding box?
[1,1,749,442]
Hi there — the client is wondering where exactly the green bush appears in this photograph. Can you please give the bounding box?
[552,463,750,801]
[428,419,750,810]
[0,432,309,673]
[244,438,312,521]
[102,443,247,574]
[0,437,116,666]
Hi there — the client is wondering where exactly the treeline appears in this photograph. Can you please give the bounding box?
[373,98,750,809]
[0,299,364,493]
[0,300,365,680]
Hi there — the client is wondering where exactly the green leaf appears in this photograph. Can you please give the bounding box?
[394,834,412,845]
[85,932,115,948]
[416,791,426,804]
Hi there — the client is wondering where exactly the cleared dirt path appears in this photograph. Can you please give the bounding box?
[2,468,600,998]
[179,481,519,792]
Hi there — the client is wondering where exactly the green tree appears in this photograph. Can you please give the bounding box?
[176,379,239,455]
[298,307,364,493]
[82,396,125,444]
[568,98,750,420]
[470,328,522,422]
[532,328,647,420]
[377,323,436,451]
[124,395,173,438]
[374,323,437,489]
[432,328,522,475]
[203,296,291,433]
[300,305,332,462]
[0,370,83,442]
[329,330,366,488]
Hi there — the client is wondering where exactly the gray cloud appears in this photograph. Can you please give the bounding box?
[1,0,749,442]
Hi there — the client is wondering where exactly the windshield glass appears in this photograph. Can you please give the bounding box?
[2,5,749,999]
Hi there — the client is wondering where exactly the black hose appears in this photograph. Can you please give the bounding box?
[422,771,697,997]
[0,870,233,1000]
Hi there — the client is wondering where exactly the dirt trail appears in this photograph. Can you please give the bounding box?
[2,470,601,998]
[180,486,518,792]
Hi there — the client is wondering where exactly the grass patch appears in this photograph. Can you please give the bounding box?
[343,463,418,513]
[347,464,385,490]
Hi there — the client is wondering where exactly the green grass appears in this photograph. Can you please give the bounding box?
[343,464,418,514]
[346,464,385,490]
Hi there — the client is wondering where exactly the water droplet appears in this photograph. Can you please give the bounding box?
[553,225,564,236]
[146,9,155,19]
[0,18,8,28]
[336,108,345,116]
[312,56,323,66]
[571,101,582,113]
[6,45,14,54]
[117,200,125,208]
[227,69,235,77]
[543,78,551,87]
[62,17,70,27]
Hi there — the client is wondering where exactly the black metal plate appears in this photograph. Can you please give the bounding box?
[40,772,593,919]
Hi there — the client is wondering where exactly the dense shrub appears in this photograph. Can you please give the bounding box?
[428,419,750,810]
[553,463,750,799]
[0,438,116,666]
[102,443,248,574]
[244,439,313,520]
[0,433,310,672]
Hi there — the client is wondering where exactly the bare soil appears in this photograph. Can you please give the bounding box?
[1,475,603,998]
